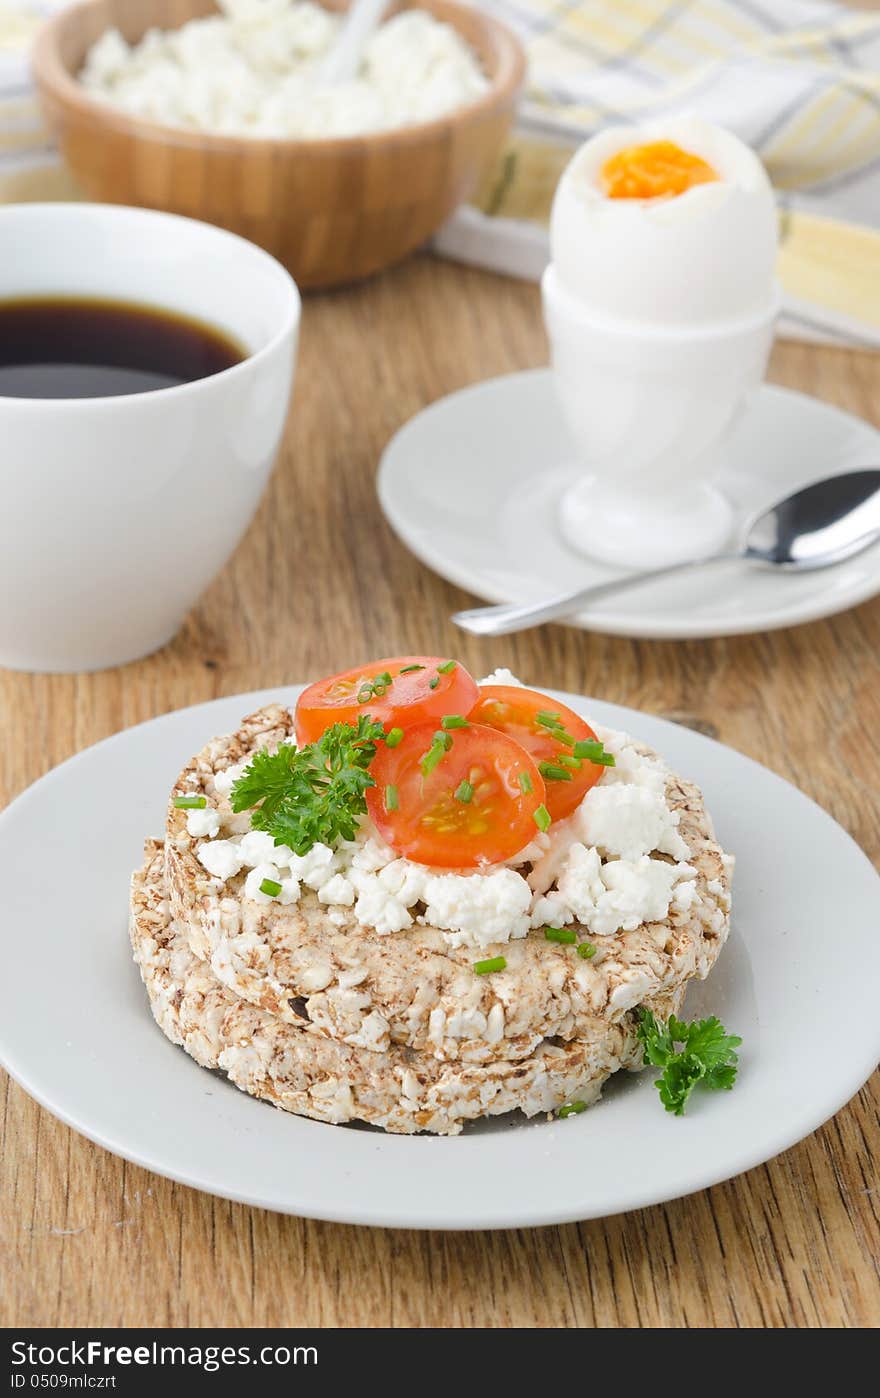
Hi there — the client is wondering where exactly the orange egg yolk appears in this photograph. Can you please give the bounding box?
[600,140,720,200]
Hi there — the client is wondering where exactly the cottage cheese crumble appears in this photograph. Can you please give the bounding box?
[477,668,524,687]
[192,675,705,949]
[81,0,489,139]
[185,806,221,839]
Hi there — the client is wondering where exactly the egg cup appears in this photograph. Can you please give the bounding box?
[543,266,780,571]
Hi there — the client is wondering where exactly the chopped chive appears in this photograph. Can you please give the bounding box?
[559,754,582,770]
[558,1100,587,1118]
[577,941,597,959]
[428,676,440,690]
[473,956,506,975]
[542,727,575,746]
[533,804,551,832]
[385,784,399,812]
[174,795,207,809]
[420,741,447,776]
[518,771,534,795]
[544,925,576,944]
[454,780,474,804]
[538,761,573,783]
[357,671,393,703]
[441,714,469,730]
[374,673,392,693]
[437,660,456,674]
[432,730,453,749]
[421,748,442,775]
[385,727,404,748]
[259,877,282,897]
[573,739,616,766]
[536,710,562,726]
[399,664,424,673]
[535,710,575,745]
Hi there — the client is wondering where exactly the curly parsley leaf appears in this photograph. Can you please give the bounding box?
[637,1009,742,1116]
[230,716,385,856]
[229,744,299,820]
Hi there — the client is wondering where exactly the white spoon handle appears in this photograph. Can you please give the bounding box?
[319,0,388,84]
[452,552,743,636]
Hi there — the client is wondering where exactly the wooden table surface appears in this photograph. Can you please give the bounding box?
[2,255,879,1329]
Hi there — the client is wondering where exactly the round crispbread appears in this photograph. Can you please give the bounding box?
[164,704,730,1063]
[132,841,690,1135]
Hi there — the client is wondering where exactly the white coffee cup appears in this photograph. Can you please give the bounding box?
[0,203,300,673]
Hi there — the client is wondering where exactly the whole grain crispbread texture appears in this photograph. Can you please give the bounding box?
[165,704,731,1064]
[132,841,687,1135]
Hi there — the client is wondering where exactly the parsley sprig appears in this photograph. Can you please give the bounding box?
[637,1009,742,1116]
[230,716,385,855]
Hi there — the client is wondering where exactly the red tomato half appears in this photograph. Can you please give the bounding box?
[366,721,546,869]
[295,656,479,746]
[468,686,606,822]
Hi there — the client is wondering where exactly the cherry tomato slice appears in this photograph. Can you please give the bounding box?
[295,656,479,747]
[366,721,546,869]
[468,686,606,823]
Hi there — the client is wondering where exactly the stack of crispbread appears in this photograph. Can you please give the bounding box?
[130,704,731,1134]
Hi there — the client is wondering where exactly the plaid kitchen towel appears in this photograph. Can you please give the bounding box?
[0,0,76,201]
[2,0,879,345]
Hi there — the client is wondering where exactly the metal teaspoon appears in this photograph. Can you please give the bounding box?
[452,470,880,637]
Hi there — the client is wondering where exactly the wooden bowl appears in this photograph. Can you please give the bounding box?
[32,0,525,288]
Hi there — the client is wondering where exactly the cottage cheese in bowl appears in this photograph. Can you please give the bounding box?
[80,0,490,138]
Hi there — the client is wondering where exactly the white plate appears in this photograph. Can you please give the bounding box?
[1,687,878,1229]
[378,373,880,640]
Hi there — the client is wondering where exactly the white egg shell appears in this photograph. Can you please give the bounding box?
[550,116,778,326]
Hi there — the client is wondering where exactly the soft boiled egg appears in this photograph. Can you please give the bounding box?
[549,116,778,326]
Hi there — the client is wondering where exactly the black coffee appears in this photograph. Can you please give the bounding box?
[0,296,245,399]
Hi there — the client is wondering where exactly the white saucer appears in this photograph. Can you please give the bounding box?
[378,372,880,639]
[1,686,878,1228]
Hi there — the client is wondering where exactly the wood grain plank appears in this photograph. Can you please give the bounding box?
[2,254,878,1329]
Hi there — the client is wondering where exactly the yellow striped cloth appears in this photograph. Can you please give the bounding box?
[2,0,880,345]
